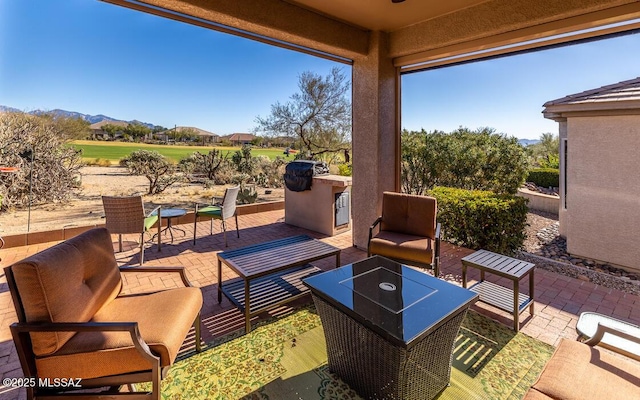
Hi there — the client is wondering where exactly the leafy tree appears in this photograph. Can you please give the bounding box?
[123,122,151,142]
[0,112,82,209]
[101,123,125,140]
[38,113,91,140]
[119,150,181,194]
[401,127,528,195]
[527,132,559,168]
[255,67,351,160]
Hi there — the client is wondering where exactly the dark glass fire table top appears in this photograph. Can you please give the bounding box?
[303,256,478,348]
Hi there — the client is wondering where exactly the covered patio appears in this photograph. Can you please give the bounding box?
[1,210,638,398]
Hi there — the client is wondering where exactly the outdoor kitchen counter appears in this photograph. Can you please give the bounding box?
[313,174,352,187]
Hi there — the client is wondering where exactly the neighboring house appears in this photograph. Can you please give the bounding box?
[221,133,256,146]
[543,77,640,273]
[156,126,219,144]
[89,120,128,140]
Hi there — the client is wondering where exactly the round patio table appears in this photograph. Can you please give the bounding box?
[151,208,187,243]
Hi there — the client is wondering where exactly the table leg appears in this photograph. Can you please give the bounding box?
[480,270,485,282]
[462,264,468,288]
[336,252,341,268]
[217,260,222,303]
[513,279,520,332]
[244,280,251,333]
[168,219,175,243]
[529,268,535,316]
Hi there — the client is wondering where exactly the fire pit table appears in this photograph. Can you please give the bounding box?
[303,256,478,400]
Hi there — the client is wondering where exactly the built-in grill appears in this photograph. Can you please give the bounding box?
[284,161,351,236]
[284,160,329,192]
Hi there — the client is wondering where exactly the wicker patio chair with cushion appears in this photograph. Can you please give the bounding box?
[368,191,441,276]
[193,186,240,247]
[4,227,202,400]
[102,195,161,264]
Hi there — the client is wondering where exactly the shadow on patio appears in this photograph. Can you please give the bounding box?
[0,209,638,399]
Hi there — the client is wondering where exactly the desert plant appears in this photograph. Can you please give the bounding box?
[527,168,560,188]
[402,127,528,195]
[337,163,352,176]
[119,150,181,194]
[430,186,528,254]
[255,156,286,188]
[0,112,83,210]
[231,144,258,175]
[179,149,228,184]
[237,183,258,204]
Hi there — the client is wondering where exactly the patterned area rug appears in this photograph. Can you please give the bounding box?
[153,307,554,399]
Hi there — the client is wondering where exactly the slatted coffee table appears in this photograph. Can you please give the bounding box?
[461,249,535,331]
[217,235,341,333]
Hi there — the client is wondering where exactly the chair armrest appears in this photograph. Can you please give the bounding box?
[367,216,383,256]
[146,205,161,218]
[584,322,640,350]
[435,222,441,240]
[10,321,159,365]
[119,266,194,287]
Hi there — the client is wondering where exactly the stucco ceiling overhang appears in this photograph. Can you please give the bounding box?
[104,0,640,68]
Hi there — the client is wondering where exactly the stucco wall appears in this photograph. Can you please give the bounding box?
[565,115,640,271]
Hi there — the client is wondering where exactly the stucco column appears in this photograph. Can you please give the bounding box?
[351,31,399,249]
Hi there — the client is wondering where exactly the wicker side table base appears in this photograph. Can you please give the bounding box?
[313,295,467,400]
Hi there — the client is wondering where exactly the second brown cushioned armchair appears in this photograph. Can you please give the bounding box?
[368,191,441,276]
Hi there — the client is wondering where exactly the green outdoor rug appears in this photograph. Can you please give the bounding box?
[151,307,554,400]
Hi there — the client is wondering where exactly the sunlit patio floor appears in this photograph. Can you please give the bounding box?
[1,209,639,399]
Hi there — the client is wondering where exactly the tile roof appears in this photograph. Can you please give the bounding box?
[544,77,640,107]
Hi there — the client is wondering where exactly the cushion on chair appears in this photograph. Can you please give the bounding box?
[528,338,640,400]
[11,228,122,356]
[144,214,159,231]
[35,286,203,380]
[196,205,222,217]
[380,192,437,238]
[369,231,434,264]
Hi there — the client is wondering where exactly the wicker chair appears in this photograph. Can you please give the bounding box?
[368,191,441,276]
[193,186,240,247]
[102,196,161,264]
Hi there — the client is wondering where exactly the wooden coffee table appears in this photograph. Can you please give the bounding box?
[217,235,341,333]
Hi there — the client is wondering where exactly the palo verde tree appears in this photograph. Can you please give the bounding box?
[255,67,351,161]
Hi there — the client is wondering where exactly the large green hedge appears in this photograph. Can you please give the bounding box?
[527,168,559,188]
[430,187,528,254]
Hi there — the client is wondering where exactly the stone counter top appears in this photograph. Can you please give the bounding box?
[313,174,352,187]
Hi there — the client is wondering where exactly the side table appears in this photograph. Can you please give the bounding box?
[151,208,187,244]
[461,249,535,331]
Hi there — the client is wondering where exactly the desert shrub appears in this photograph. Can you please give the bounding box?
[255,156,285,188]
[231,144,258,175]
[430,186,528,254]
[179,149,228,185]
[237,184,258,204]
[527,168,559,188]
[402,127,529,195]
[0,112,83,210]
[119,150,181,194]
[84,158,112,167]
[214,162,236,185]
[337,163,352,176]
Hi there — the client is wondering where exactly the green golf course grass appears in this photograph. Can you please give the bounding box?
[69,140,290,163]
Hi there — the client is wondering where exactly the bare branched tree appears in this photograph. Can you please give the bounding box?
[0,112,83,210]
[255,67,351,161]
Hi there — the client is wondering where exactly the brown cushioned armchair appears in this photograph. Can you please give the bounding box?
[368,191,441,276]
[5,228,203,400]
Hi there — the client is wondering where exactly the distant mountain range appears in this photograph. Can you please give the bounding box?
[0,105,156,129]
[518,139,541,146]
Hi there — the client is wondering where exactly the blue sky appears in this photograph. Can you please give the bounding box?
[2,0,640,139]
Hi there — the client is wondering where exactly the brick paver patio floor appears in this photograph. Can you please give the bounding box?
[1,209,639,399]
